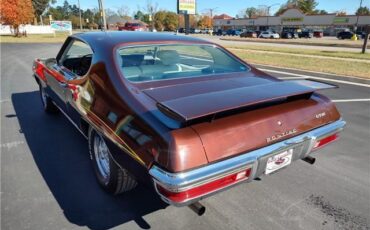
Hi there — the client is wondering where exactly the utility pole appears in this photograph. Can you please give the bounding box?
[203,7,218,31]
[204,7,218,18]
[260,4,279,30]
[362,25,369,54]
[78,0,83,30]
[98,0,107,30]
[355,0,363,32]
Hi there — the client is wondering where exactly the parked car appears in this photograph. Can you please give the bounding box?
[255,30,262,37]
[226,29,241,36]
[337,31,354,39]
[281,31,298,39]
[259,31,280,39]
[313,30,323,38]
[298,30,313,38]
[213,29,224,36]
[355,31,366,39]
[32,32,345,214]
[240,31,257,38]
[190,28,201,34]
[118,22,147,31]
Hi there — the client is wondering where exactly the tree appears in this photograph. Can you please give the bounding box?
[336,10,347,16]
[134,10,145,20]
[197,15,212,29]
[62,0,71,19]
[163,11,178,31]
[356,6,370,16]
[1,0,34,36]
[154,11,166,31]
[245,7,257,18]
[47,6,64,20]
[117,5,131,19]
[298,0,318,14]
[313,9,328,14]
[275,0,319,15]
[144,0,158,29]
[32,0,56,22]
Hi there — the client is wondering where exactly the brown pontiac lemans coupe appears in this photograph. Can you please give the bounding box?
[33,32,345,215]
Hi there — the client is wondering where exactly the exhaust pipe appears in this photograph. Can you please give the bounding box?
[302,156,316,164]
[188,202,206,216]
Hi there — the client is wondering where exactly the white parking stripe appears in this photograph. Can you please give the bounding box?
[255,63,370,81]
[260,68,370,88]
[332,99,370,102]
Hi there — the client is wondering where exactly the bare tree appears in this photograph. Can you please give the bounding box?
[117,5,130,18]
[143,0,158,30]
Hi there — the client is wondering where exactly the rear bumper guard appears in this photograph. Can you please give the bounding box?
[149,119,346,206]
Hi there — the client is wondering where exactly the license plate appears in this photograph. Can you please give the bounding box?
[265,149,293,174]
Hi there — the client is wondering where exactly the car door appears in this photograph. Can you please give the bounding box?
[44,60,72,112]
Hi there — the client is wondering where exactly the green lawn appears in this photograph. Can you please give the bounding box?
[226,45,370,60]
[233,50,370,79]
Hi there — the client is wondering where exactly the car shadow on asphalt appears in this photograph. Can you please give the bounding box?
[12,91,167,230]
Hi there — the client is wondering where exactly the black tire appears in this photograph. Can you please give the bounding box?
[88,128,137,194]
[39,84,58,113]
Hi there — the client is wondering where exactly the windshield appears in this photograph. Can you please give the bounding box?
[116,44,250,82]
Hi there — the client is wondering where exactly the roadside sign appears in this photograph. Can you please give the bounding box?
[50,21,72,34]
[178,0,196,15]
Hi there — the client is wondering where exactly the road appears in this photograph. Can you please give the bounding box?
[1,43,370,230]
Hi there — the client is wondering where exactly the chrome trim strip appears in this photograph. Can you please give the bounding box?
[149,119,346,206]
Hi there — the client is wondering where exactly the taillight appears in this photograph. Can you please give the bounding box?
[156,168,252,203]
[313,133,339,150]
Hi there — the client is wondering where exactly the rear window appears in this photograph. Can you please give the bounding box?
[116,44,250,82]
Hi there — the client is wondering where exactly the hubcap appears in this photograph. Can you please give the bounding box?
[94,134,111,184]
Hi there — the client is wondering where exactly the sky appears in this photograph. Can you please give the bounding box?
[54,0,370,17]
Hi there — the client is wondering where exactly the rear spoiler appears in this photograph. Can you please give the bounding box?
[156,80,337,123]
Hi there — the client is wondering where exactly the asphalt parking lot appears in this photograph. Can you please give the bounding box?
[1,43,370,230]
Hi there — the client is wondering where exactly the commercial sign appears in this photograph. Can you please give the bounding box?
[333,18,349,23]
[177,0,196,15]
[281,17,304,22]
[50,21,72,32]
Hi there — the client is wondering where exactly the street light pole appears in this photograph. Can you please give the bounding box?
[98,0,107,30]
[355,0,363,32]
[260,4,279,30]
[77,0,83,30]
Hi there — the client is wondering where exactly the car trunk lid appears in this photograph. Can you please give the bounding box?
[143,79,336,124]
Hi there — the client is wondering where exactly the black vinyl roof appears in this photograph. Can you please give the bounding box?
[72,31,211,50]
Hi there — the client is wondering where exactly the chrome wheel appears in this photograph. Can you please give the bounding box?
[94,134,111,184]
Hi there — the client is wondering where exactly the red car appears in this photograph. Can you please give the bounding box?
[32,32,345,215]
[118,22,147,31]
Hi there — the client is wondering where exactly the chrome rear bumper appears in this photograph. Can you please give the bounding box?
[149,119,346,206]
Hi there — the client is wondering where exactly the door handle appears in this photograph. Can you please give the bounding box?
[59,82,68,88]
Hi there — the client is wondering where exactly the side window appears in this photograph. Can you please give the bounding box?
[61,40,93,77]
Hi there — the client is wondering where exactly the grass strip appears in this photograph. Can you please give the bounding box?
[233,50,370,79]
[226,45,370,61]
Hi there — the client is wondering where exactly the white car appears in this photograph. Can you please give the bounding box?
[259,31,280,39]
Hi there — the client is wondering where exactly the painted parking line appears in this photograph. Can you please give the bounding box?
[255,63,370,81]
[332,99,370,103]
[260,68,370,88]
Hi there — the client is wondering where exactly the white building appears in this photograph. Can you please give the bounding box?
[213,8,370,35]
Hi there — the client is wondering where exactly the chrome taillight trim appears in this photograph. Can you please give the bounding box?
[149,118,346,206]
